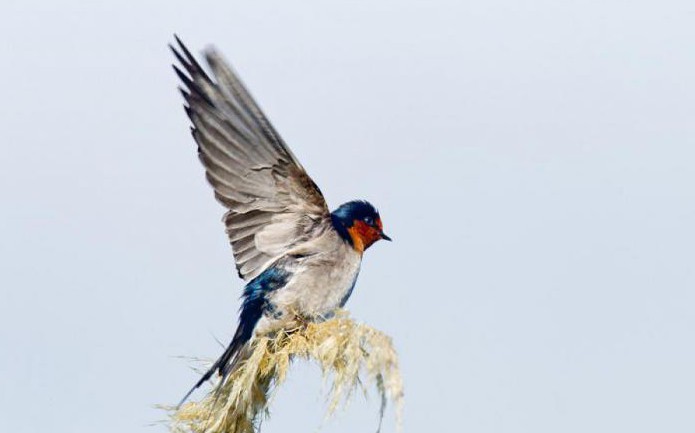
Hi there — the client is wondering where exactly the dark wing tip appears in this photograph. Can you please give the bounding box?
[171,35,212,82]
[172,64,193,87]
[173,33,184,47]
[171,55,215,108]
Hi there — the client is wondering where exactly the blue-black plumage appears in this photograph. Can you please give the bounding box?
[178,266,290,407]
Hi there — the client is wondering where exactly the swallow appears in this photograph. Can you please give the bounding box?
[170,36,391,406]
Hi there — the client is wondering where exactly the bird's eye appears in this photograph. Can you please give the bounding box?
[363,216,374,225]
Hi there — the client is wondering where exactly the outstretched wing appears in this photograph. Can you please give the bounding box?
[171,36,330,281]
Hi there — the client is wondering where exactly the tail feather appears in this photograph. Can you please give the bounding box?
[175,262,289,407]
[177,325,250,408]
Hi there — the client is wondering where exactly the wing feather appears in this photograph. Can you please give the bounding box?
[172,36,330,281]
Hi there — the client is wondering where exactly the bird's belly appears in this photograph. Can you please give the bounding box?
[268,253,362,320]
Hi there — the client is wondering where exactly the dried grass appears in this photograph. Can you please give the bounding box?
[168,311,403,433]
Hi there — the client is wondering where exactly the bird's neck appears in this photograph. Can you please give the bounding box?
[331,213,354,247]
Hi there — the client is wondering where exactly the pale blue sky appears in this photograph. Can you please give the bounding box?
[1,1,694,432]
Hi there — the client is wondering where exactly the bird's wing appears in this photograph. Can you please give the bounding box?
[171,37,330,281]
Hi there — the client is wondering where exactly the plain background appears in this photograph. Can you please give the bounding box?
[1,1,694,432]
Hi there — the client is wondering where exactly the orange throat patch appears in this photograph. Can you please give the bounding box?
[347,220,380,253]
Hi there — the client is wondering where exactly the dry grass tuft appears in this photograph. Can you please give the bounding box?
[168,311,403,433]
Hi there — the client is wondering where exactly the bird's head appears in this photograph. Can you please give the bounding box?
[331,200,391,253]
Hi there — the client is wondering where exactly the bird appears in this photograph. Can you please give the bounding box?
[170,36,391,406]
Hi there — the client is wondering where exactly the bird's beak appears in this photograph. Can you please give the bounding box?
[380,232,392,241]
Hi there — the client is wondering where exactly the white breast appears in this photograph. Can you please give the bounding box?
[268,231,363,319]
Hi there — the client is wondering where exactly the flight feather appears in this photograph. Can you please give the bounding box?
[171,36,330,281]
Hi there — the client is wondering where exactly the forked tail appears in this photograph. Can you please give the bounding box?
[176,305,261,408]
[175,266,289,407]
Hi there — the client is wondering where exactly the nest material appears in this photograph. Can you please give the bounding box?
[169,311,403,433]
